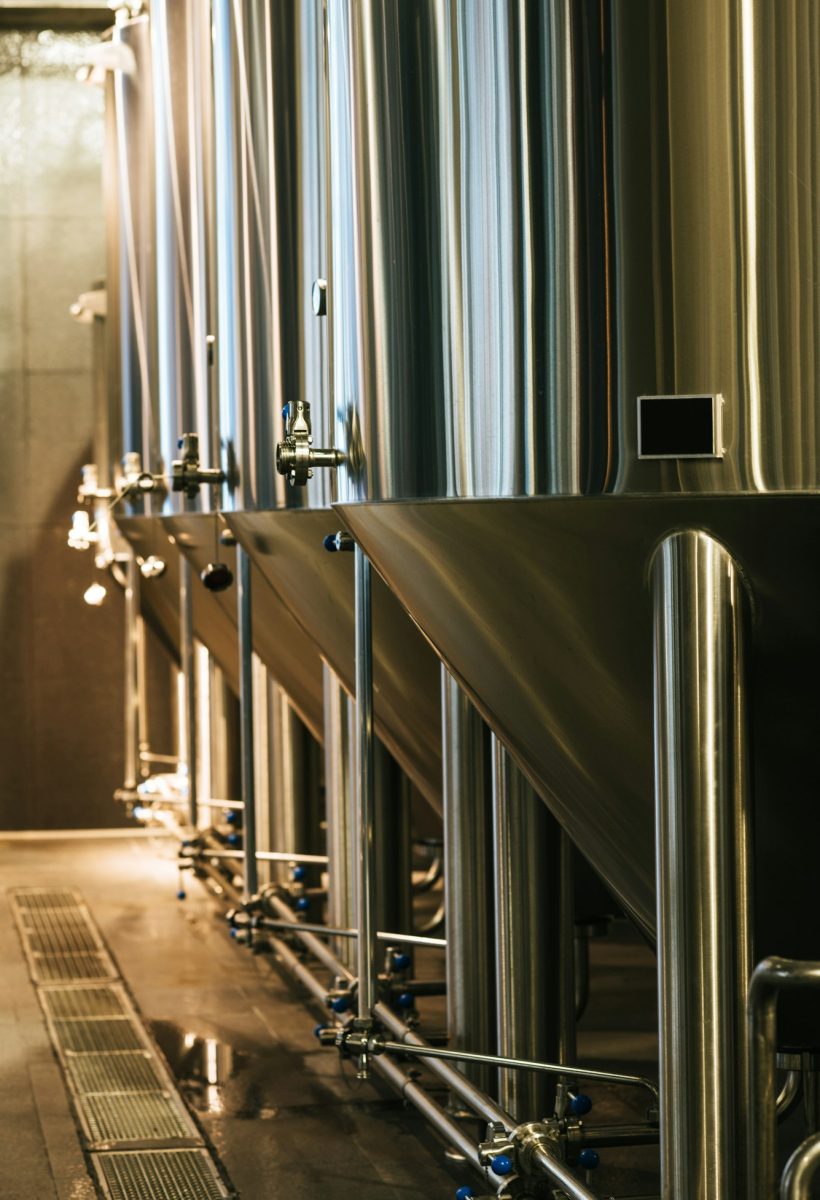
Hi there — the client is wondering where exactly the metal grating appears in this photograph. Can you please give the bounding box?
[9,887,118,983]
[31,950,116,983]
[83,1092,197,1145]
[54,1017,145,1053]
[66,1051,165,1096]
[12,888,81,910]
[94,1150,230,1200]
[10,886,234,1196]
[41,985,127,1020]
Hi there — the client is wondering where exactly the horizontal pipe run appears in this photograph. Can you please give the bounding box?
[530,1144,601,1200]
[371,1053,504,1192]
[194,848,329,865]
[249,914,446,948]
[375,1001,514,1130]
[576,1123,661,1149]
[266,892,355,983]
[139,752,180,765]
[373,1040,659,1109]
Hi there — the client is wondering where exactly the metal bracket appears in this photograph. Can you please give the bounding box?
[275,399,344,486]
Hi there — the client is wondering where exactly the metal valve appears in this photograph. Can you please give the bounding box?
[172,433,227,499]
[275,399,344,487]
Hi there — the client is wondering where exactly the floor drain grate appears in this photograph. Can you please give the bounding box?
[83,1092,200,1147]
[94,1149,230,1200]
[8,887,235,1196]
[41,984,128,1020]
[65,1051,165,1095]
[54,1016,146,1054]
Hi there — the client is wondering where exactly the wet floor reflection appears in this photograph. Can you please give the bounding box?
[151,1020,280,1119]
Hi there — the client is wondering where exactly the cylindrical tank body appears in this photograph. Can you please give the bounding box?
[150,0,217,506]
[106,13,160,491]
[329,0,820,503]
[327,0,608,505]
[212,0,329,512]
[610,1,820,494]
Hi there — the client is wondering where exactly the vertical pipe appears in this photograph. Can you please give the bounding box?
[441,669,495,1095]
[123,553,140,791]
[374,744,413,936]
[270,682,310,884]
[194,642,212,809]
[492,741,569,1121]
[237,544,258,899]
[252,654,272,887]
[135,612,148,774]
[559,828,577,1065]
[324,663,356,969]
[179,553,197,827]
[354,544,376,1020]
[652,529,751,1200]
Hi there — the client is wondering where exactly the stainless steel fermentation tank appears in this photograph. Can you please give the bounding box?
[98,0,820,1193]
[325,0,820,1104]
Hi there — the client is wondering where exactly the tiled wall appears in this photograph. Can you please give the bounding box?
[0,29,127,827]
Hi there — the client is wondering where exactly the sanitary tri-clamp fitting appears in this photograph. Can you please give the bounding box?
[172,433,227,499]
[275,399,344,486]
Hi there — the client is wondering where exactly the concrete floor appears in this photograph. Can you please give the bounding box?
[0,832,661,1199]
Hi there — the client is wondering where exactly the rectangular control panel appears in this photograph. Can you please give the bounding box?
[637,394,723,459]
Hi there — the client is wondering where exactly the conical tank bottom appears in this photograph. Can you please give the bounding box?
[336,493,820,994]
[224,509,442,813]
[159,513,324,743]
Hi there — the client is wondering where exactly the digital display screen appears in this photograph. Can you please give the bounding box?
[638,395,720,458]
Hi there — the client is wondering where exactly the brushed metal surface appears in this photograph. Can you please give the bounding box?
[337,494,820,1043]
[326,0,607,505]
[150,0,217,498]
[225,509,442,811]
[610,0,820,494]
[106,15,161,494]
[212,0,329,512]
[327,1,820,502]
[653,532,750,1197]
[117,514,324,742]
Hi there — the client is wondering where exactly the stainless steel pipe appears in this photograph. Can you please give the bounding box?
[324,664,356,968]
[123,553,140,792]
[493,740,574,1120]
[652,530,751,1199]
[749,958,820,1200]
[354,545,376,1020]
[236,545,258,899]
[781,1133,820,1200]
[178,553,197,828]
[442,670,496,1094]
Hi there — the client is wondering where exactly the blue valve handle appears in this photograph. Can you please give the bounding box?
[296,896,310,912]
[578,1148,600,1170]
[330,994,351,1014]
[397,991,415,1009]
[291,865,307,881]
[226,832,240,847]
[455,1188,475,1200]
[176,890,186,901]
[491,1154,513,1176]
[392,952,412,971]
[569,1093,593,1116]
